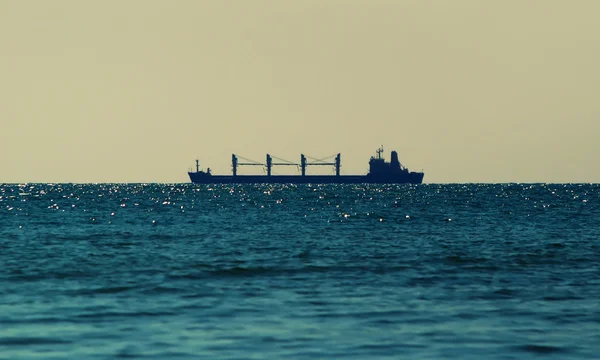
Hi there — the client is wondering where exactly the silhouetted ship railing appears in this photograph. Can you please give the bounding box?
[188,147,424,184]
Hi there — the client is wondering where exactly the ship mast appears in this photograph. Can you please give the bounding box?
[376,146,384,160]
[230,153,342,176]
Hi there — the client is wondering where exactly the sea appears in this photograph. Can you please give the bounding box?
[0,183,599,359]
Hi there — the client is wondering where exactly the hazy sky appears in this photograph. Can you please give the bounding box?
[1,1,599,183]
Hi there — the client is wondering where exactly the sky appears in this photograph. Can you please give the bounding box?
[1,0,599,183]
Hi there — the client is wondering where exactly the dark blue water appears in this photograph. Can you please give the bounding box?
[1,183,599,359]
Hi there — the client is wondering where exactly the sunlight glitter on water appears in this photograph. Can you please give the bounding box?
[0,183,599,359]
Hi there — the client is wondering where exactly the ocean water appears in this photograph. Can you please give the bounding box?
[1,183,599,359]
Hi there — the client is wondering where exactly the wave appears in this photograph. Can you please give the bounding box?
[0,337,72,346]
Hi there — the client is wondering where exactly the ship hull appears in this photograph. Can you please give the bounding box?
[188,173,424,184]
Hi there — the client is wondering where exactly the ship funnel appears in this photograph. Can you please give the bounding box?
[390,151,401,170]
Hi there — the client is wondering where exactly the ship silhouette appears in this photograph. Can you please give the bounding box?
[188,147,424,184]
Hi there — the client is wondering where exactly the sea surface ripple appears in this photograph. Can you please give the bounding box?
[1,183,599,359]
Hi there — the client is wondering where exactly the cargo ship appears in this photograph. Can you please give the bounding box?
[188,147,424,184]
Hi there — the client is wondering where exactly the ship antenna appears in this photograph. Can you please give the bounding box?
[196,159,200,173]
